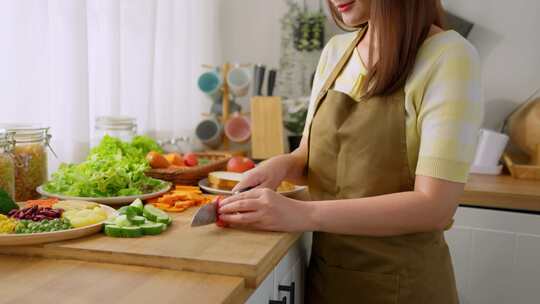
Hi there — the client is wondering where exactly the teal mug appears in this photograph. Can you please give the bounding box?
[198,70,222,100]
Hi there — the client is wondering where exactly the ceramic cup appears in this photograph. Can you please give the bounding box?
[195,117,223,149]
[227,67,250,97]
[224,114,251,143]
[472,128,509,167]
[198,70,222,100]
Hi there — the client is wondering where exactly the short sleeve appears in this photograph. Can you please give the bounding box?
[415,42,483,183]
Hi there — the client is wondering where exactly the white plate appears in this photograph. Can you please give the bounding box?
[36,182,172,206]
[198,178,307,197]
[0,203,117,246]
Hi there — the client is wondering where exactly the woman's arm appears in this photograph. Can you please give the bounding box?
[219,175,463,236]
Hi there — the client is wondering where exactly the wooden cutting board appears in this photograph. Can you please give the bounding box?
[0,255,249,304]
[0,208,300,288]
[250,96,285,159]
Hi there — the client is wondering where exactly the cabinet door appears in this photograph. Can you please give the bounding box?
[246,270,274,304]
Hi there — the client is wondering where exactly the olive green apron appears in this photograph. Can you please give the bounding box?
[305,27,458,304]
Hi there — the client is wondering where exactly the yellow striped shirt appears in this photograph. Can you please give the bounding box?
[304,30,483,183]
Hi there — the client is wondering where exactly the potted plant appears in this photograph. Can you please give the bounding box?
[283,97,309,151]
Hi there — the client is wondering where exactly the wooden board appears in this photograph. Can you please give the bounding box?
[461,174,540,212]
[250,96,285,159]
[0,208,300,288]
[0,255,249,304]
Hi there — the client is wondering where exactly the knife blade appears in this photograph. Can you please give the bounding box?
[190,186,256,227]
[190,199,218,227]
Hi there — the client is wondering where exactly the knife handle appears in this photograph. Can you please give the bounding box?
[256,66,266,96]
[267,69,277,96]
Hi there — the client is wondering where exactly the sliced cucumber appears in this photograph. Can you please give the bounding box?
[114,215,132,227]
[104,225,124,237]
[130,199,144,215]
[156,216,172,226]
[140,222,165,235]
[125,206,139,220]
[143,204,170,222]
[104,225,143,238]
[117,206,129,215]
[120,226,143,238]
[129,215,146,225]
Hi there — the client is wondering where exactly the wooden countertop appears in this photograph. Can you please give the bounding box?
[0,208,301,288]
[461,174,540,212]
[0,255,250,304]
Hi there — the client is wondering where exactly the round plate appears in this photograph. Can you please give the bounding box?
[198,178,307,197]
[36,182,172,206]
[0,204,117,246]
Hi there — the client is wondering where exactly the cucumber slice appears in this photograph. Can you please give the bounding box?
[125,206,139,220]
[140,223,165,235]
[104,225,124,237]
[129,215,146,225]
[114,215,132,227]
[143,204,169,222]
[120,226,143,238]
[103,219,116,226]
[130,199,144,215]
[156,216,173,226]
[117,206,129,215]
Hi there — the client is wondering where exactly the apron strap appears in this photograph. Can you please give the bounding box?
[305,26,367,172]
[311,26,367,116]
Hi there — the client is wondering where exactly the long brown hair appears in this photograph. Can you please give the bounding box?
[327,0,445,99]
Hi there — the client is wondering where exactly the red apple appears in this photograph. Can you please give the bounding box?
[227,156,255,173]
[183,153,198,167]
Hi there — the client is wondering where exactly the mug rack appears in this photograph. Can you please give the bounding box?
[200,62,251,150]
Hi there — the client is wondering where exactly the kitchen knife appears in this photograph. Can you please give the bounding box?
[190,199,218,227]
[190,186,256,227]
[267,69,277,96]
[256,65,266,96]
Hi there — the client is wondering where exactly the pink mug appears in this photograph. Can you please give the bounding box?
[224,114,251,143]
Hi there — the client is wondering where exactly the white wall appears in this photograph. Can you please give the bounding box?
[220,0,540,130]
[443,0,540,130]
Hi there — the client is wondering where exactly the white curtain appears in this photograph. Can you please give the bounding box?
[0,0,222,171]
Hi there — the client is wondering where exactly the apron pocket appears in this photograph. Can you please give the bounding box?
[309,257,400,304]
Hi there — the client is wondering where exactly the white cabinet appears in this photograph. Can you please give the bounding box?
[246,238,305,304]
[445,206,540,304]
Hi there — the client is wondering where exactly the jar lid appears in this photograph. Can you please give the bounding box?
[0,128,15,148]
[95,116,137,131]
[0,124,50,143]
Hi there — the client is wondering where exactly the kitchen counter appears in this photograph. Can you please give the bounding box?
[461,174,540,212]
[0,255,250,304]
[0,208,301,290]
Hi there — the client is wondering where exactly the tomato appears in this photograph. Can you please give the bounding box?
[227,156,255,173]
[183,153,198,167]
[146,151,170,169]
[215,196,227,228]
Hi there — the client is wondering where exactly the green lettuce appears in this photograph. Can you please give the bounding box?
[44,135,165,197]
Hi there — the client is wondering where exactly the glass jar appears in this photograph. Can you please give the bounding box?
[0,129,15,199]
[8,126,50,201]
[93,116,137,147]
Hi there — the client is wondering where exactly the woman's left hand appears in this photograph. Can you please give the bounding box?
[218,188,314,232]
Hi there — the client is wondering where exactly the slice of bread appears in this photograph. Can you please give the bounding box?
[208,171,243,190]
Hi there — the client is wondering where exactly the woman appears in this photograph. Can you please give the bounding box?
[219,0,482,303]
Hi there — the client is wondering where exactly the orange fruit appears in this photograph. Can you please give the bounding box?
[164,153,184,166]
[146,151,170,169]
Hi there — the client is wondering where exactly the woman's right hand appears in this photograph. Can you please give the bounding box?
[232,156,289,192]
[233,137,309,193]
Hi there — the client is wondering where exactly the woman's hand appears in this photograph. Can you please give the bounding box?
[218,188,315,232]
[232,155,292,192]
